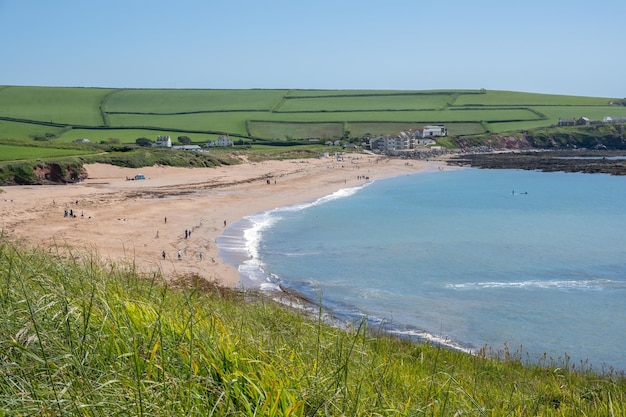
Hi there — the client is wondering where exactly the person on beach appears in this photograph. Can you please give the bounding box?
[177,250,182,260]
[162,250,166,260]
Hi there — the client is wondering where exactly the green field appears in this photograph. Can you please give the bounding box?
[0,119,66,141]
[453,90,613,106]
[0,144,94,161]
[0,86,622,145]
[104,88,287,113]
[277,94,452,112]
[0,86,112,126]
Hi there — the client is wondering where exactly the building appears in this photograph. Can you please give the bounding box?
[369,126,446,151]
[206,135,234,147]
[603,116,626,124]
[155,135,172,148]
[171,145,203,152]
[369,134,410,151]
[420,125,448,137]
[558,118,576,127]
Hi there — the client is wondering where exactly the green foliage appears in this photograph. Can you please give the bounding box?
[0,160,87,185]
[243,145,326,162]
[92,148,237,169]
[526,124,626,149]
[0,163,37,184]
[0,241,624,416]
[135,137,153,147]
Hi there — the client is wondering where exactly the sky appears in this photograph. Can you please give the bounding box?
[1,0,624,98]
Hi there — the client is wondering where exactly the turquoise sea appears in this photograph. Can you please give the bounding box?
[218,168,626,373]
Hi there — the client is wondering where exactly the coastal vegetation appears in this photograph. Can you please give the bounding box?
[1,240,625,416]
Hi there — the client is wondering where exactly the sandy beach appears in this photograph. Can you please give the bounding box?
[0,154,444,287]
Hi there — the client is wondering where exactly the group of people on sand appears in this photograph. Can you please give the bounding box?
[62,199,86,219]
[159,219,225,264]
[161,248,211,262]
[63,207,86,218]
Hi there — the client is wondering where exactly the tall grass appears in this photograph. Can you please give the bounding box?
[1,239,625,416]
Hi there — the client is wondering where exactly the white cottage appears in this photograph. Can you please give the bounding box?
[421,126,448,137]
[155,135,172,148]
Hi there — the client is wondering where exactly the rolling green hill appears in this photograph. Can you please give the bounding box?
[1,86,624,145]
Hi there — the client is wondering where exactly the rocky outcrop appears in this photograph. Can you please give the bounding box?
[448,150,626,176]
[34,163,88,184]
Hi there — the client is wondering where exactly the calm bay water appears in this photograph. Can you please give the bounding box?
[218,168,626,372]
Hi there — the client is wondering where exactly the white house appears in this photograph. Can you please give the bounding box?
[155,135,172,148]
[207,135,234,147]
[216,135,233,146]
[420,126,448,137]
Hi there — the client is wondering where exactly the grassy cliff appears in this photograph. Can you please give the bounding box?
[1,240,624,416]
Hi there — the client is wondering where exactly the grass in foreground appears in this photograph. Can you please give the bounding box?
[0,240,625,416]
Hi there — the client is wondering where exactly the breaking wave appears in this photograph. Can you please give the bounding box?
[446,279,622,291]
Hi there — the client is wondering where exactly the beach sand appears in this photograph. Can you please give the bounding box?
[0,154,444,287]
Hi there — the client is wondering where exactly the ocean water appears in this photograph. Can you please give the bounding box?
[217,168,626,372]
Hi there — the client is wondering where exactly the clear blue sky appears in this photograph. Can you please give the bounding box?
[1,0,624,98]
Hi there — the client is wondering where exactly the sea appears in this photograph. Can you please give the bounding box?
[217,167,626,373]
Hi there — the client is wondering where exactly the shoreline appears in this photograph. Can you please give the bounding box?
[217,180,374,291]
[0,154,447,288]
[212,164,475,356]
